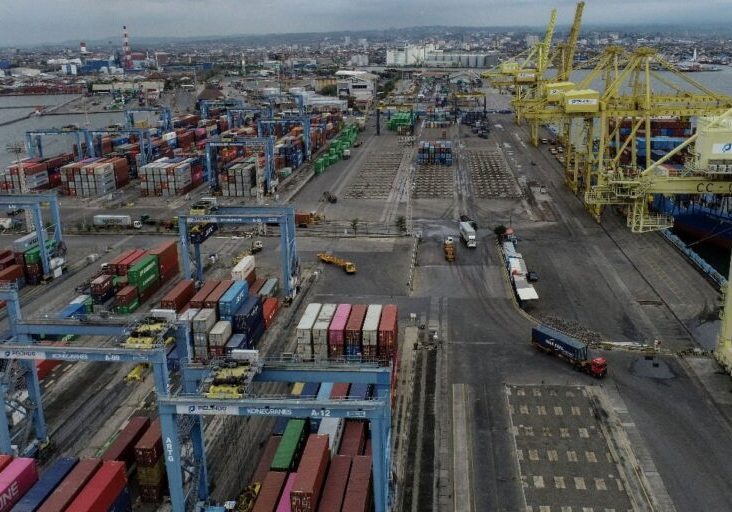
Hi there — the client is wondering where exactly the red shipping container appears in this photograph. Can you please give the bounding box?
[244,269,257,287]
[115,285,138,305]
[203,280,233,309]
[190,281,220,308]
[291,435,330,512]
[90,274,114,295]
[0,250,12,261]
[102,416,150,468]
[263,297,280,329]
[317,455,352,512]
[364,438,372,456]
[0,254,16,271]
[250,278,267,296]
[329,383,350,400]
[253,471,287,512]
[0,264,24,284]
[0,456,11,474]
[345,305,367,349]
[35,359,61,380]
[0,457,38,511]
[116,249,146,276]
[134,418,163,466]
[253,436,281,485]
[160,279,195,312]
[149,241,179,278]
[66,460,127,512]
[341,455,372,512]
[338,421,366,457]
[377,304,398,359]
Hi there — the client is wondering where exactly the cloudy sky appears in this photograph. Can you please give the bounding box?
[1,0,730,46]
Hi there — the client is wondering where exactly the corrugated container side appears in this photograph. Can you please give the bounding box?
[276,473,297,512]
[189,281,219,308]
[37,459,101,512]
[316,417,343,457]
[327,304,351,357]
[291,435,329,512]
[159,279,195,312]
[0,458,38,512]
[344,305,367,355]
[362,305,383,347]
[134,418,162,467]
[296,303,322,357]
[329,383,350,400]
[271,420,307,472]
[341,455,372,512]
[66,460,127,512]
[316,455,352,512]
[338,420,366,457]
[203,280,233,309]
[13,456,78,512]
[253,471,287,512]
[253,436,281,485]
[101,416,150,468]
[377,304,398,358]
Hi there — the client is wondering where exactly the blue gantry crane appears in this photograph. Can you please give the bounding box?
[0,193,64,279]
[86,127,154,165]
[199,99,245,120]
[178,206,299,298]
[125,107,173,132]
[203,136,276,191]
[25,128,94,160]
[257,115,312,160]
[226,107,266,130]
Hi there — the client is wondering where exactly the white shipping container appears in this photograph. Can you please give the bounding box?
[312,303,337,348]
[149,309,178,322]
[209,320,233,347]
[70,294,90,305]
[296,303,322,353]
[231,255,256,281]
[363,304,383,346]
[192,308,217,333]
[317,417,344,457]
[178,308,200,322]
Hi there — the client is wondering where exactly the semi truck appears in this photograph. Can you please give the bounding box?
[459,221,477,248]
[92,215,143,229]
[531,325,607,378]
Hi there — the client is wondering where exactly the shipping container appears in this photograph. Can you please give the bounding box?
[259,278,279,298]
[276,473,297,512]
[263,297,280,329]
[218,280,249,319]
[344,305,367,357]
[0,457,38,511]
[271,420,307,472]
[316,455,352,512]
[204,280,233,309]
[291,435,330,512]
[134,418,162,467]
[192,308,217,334]
[233,294,264,335]
[316,418,344,459]
[13,457,78,512]
[253,436,281,485]
[37,459,101,512]
[231,255,256,281]
[250,277,267,296]
[190,280,219,308]
[272,417,289,436]
[327,304,351,358]
[296,303,322,359]
[348,383,371,401]
[338,420,366,457]
[362,305,382,353]
[312,304,336,359]
[341,455,372,512]
[127,255,160,291]
[0,264,25,287]
[329,383,350,400]
[301,382,319,398]
[160,279,195,312]
[377,304,398,359]
[66,460,127,512]
[102,416,150,468]
[209,320,233,347]
[253,471,287,512]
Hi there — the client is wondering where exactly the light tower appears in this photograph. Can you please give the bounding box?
[122,26,132,69]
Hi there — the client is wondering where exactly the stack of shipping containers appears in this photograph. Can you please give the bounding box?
[135,418,166,503]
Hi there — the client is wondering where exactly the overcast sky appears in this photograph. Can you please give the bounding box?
[1,0,731,47]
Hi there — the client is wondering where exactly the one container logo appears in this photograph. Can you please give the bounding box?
[713,143,732,154]
[568,98,597,105]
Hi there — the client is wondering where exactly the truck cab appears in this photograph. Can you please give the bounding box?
[459,221,477,248]
[590,357,608,378]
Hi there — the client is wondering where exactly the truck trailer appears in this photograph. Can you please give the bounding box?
[531,325,607,378]
[92,215,142,229]
[459,222,477,248]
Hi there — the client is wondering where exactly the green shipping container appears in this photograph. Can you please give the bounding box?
[116,297,140,314]
[128,255,159,287]
[270,419,307,471]
[24,240,56,265]
[137,271,160,293]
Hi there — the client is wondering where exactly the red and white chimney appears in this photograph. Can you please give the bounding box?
[123,26,132,69]
[80,41,87,54]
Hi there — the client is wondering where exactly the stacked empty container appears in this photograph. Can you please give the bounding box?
[378,304,398,360]
[345,305,367,357]
[134,418,166,503]
[127,254,160,304]
[219,160,256,197]
[312,304,337,359]
[296,303,322,360]
[362,305,382,360]
[208,320,233,358]
[193,309,217,361]
[328,304,351,358]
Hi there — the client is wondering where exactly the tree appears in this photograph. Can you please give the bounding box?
[494,225,507,237]
[351,218,360,234]
[320,84,337,96]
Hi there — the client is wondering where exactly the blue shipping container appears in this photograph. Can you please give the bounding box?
[348,383,371,400]
[59,302,86,319]
[531,325,587,361]
[273,417,289,436]
[218,281,249,318]
[225,333,247,354]
[302,382,320,398]
[316,383,333,401]
[14,456,78,512]
[108,486,132,512]
[233,294,264,334]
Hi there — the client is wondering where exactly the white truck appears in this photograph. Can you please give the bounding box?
[459,221,477,248]
[93,215,142,229]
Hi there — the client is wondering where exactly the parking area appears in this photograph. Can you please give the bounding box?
[507,385,634,512]
[466,149,522,198]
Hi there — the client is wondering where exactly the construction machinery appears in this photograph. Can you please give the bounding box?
[189,197,219,215]
[236,483,261,512]
[317,253,357,274]
[443,237,456,262]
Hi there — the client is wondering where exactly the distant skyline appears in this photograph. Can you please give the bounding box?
[2,0,732,47]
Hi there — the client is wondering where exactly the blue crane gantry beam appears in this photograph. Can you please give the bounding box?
[0,193,63,278]
[177,206,299,298]
[125,107,173,132]
[204,137,276,191]
[25,129,94,160]
[257,116,312,160]
[226,107,265,130]
[86,128,154,165]
[200,99,245,120]
[159,363,392,512]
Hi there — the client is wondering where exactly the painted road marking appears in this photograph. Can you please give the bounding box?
[533,476,545,488]
[555,476,566,489]
[547,450,559,461]
[567,450,578,462]
[452,383,473,512]
[595,478,607,490]
[574,476,587,490]
[586,451,597,463]
[554,406,564,415]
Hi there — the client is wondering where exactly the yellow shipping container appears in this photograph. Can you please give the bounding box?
[544,81,575,102]
[515,70,537,84]
[562,89,600,113]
